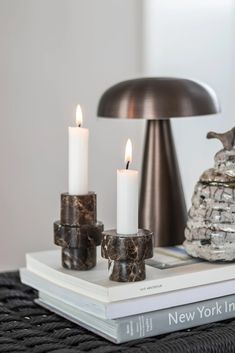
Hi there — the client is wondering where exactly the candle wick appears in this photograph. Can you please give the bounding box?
[126,161,130,170]
[78,123,81,128]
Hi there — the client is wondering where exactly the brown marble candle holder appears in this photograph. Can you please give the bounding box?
[54,192,103,270]
[60,192,96,226]
[101,229,153,282]
[62,246,97,271]
[54,221,103,248]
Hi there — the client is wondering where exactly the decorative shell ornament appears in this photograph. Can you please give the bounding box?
[184,127,235,261]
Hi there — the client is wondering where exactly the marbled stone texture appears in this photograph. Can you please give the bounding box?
[101,229,153,282]
[54,221,103,248]
[60,192,97,226]
[54,192,103,270]
[102,229,153,261]
[108,260,145,282]
[62,246,96,270]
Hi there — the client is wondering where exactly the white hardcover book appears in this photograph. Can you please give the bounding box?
[36,291,235,344]
[20,267,235,319]
[25,247,235,302]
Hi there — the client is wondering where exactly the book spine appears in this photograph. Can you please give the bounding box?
[20,269,106,319]
[116,294,235,343]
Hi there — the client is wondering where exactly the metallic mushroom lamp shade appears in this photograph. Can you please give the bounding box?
[97,78,220,246]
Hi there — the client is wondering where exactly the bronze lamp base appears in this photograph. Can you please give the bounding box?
[140,119,187,246]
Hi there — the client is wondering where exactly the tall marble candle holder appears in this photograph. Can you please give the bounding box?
[101,229,153,282]
[54,192,103,270]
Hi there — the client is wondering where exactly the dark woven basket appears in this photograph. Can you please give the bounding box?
[0,272,235,353]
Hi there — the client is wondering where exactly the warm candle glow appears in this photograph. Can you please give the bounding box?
[117,138,138,234]
[69,104,88,195]
[76,104,83,127]
[125,139,132,168]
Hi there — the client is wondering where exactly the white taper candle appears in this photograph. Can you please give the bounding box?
[117,139,138,234]
[68,105,89,195]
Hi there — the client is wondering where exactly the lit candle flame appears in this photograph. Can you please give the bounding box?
[125,139,132,169]
[76,104,83,127]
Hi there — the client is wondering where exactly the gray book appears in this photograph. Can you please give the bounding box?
[36,291,235,344]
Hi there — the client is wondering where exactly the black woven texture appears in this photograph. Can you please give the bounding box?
[0,272,235,353]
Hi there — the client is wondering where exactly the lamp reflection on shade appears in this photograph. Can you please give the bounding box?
[97,77,220,246]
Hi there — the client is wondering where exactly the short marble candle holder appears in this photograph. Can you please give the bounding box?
[54,192,103,270]
[101,229,153,282]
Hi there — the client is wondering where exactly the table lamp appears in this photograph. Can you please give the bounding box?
[97,77,220,246]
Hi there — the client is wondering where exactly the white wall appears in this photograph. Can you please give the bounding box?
[143,0,235,207]
[0,0,144,270]
[1,0,234,270]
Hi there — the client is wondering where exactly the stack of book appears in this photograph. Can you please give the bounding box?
[20,246,235,343]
